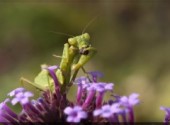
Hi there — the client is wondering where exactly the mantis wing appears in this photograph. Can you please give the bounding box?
[34,69,54,91]
[20,69,54,92]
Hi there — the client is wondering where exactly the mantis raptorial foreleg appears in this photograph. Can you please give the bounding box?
[72,47,97,71]
[56,43,78,85]
[56,43,69,85]
[57,33,97,86]
[69,47,96,84]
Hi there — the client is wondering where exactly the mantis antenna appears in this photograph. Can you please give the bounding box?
[48,31,74,37]
[82,14,100,34]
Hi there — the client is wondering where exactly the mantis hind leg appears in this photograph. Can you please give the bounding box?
[69,66,92,86]
[20,77,45,91]
[81,67,92,82]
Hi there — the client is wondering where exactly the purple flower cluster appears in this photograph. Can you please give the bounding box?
[0,66,140,124]
[160,106,170,125]
[72,74,140,122]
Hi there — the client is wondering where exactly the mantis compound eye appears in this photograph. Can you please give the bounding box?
[80,48,89,55]
[82,50,89,55]
[83,33,90,41]
[68,38,77,46]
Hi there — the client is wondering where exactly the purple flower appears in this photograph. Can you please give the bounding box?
[44,65,60,91]
[10,90,34,105]
[93,82,114,92]
[120,93,140,107]
[74,77,91,89]
[74,77,89,85]
[88,71,103,82]
[82,83,96,109]
[119,93,140,123]
[64,106,87,123]
[160,106,170,124]
[93,105,112,118]
[91,82,114,108]
[8,87,25,97]
[46,65,58,70]
[8,87,34,105]
[93,103,121,118]
[0,99,18,123]
[74,77,90,104]
[111,103,122,114]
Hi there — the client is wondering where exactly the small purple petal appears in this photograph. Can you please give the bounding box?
[11,98,19,105]
[120,96,128,104]
[77,111,87,119]
[129,93,140,106]
[0,99,18,120]
[87,71,103,82]
[93,109,102,116]
[82,83,91,89]
[44,65,60,90]
[101,105,113,118]
[20,98,29,105]
[105,83,114,91]
[73,117,81,123]
[86,83,96,91]
[73,106,82,111]
[24,92,34,97]
[0,99,10,109]
[46,65,58,70]
[64,106,87,123]
[94,104,114,118]
[160,106,170,114]
[93,83,105,92]
[67,116,74,122]
[111,103,122,113]
[88,71,103,77]
[160,106,170,122]
[120,93,140,107]
[10,90,34,105]
[74,77,89,85]
[64,107,73,115]
[91,82,114,92]
[8,88,25,97]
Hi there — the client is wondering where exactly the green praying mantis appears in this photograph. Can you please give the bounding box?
[20,33,97,93]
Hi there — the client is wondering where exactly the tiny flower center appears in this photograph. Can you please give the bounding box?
[71,111,78,117]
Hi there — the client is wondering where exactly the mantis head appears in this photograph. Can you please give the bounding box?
[68,33,91,50]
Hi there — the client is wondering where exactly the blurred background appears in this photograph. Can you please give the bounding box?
[0,0,170,121]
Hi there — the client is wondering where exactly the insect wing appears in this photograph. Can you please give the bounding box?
[34,69,53,91]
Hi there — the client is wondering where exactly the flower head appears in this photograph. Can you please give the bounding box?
[93,104,112,118]
[44,65,59,91]
[0,99,18,122]
[0,68,141,124]
[120,93,140,107]
[88,71,103,82]
[10,89,34,105]
[75,77,89,85]
[93,103,121,118]
[160,106,170,123]
[46,65,58,70]
[74,77,90,89]
[64,106,87,123]
[93,82,114,93]
[8,88,25,97]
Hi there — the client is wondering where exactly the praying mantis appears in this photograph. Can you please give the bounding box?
[20,33,97,92]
